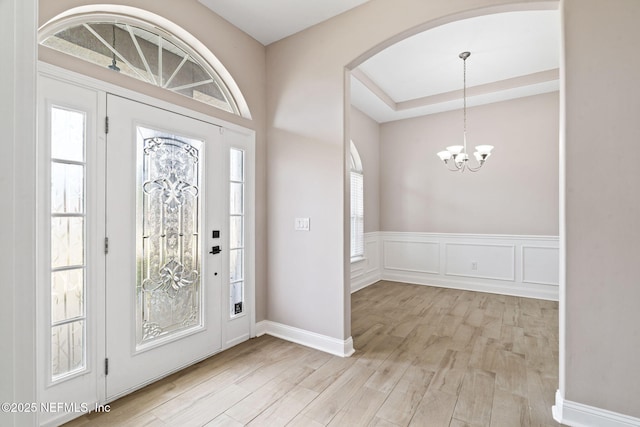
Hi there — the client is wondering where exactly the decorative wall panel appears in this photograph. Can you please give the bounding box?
[445,243,515,281]
[522,246,560,285]
[351,232,559,300]
[383,240,440,274]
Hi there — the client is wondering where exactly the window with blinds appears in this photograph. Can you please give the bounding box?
[350,142,364,260]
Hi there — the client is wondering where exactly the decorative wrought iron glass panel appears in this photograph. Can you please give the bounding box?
[49,106,87,380]
[136,126,204,348]
[41,21,239,115]
[229,148,245,317]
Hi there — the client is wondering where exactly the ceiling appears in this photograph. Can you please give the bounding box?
[198,2,560,123]
[198,0,371,45]
[352,10,560,122]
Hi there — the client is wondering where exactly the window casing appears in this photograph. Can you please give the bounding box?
[350,142,364,260]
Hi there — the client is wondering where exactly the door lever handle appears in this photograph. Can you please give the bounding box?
[209,246,221,255]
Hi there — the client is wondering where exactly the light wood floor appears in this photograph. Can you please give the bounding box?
[65,281,560,426]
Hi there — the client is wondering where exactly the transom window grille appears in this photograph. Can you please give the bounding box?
[50,106,87,380]
[229,148,245,318]
[350,142,364,260]
[40,20,239,115]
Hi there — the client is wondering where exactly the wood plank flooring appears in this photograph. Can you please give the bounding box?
[64,281,560,426]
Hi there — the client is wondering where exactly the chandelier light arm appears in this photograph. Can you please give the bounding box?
[446,161,463,172]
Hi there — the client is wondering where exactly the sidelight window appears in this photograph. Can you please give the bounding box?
[229,148,245,318]
[49,106,87,381]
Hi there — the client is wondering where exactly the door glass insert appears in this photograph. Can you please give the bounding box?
[136,126,203,349]
[49,106,87,381]
[229,148,245,317]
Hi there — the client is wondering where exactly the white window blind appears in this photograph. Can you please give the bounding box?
[350,142,364,260]
[350,171,364,259]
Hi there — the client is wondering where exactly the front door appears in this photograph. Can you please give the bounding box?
[105,95,223,400]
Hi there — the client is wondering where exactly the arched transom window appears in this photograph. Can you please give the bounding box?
[39,15,240,115]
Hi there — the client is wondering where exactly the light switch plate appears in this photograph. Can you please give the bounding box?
[295,217,310,231]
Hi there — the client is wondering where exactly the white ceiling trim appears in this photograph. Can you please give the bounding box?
[352,68,559,115]
[351,74,559,123]
[350,69,396,110]
[351,9,560,123]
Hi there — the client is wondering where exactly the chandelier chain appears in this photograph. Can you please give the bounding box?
[463,53,467,151]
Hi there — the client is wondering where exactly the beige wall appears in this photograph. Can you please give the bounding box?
[38,0,269,322]
[266,0,557,341]
[29,0,640,420]
[380,92,559,235]
[564,0,640,417]
[350,106,381,233]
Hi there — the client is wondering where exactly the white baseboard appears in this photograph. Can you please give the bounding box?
[382,271,558,300]
[255,320,355,357]
[553,390,640,427]
[351,276,379,293]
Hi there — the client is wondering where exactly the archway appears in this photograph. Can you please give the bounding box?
[343,1,563,421]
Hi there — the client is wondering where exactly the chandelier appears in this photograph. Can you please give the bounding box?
[437,52,494,172]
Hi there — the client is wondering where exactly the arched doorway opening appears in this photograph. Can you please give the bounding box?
[344,2,562,423]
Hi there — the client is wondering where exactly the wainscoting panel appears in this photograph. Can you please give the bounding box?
[350,232,559,300]
[445,243,515,281]
[522,246,560,286]
[350,232,382,293]
[384,240,440,274]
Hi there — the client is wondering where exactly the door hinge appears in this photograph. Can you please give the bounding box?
[104,237,109,254]
[105,358,109,376]
[105,116,109,134]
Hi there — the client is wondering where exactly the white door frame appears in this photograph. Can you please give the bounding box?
[37,62,256,424]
